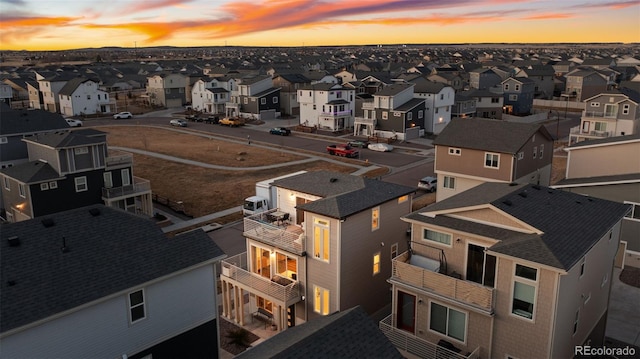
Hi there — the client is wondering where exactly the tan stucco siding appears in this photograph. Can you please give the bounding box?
[435,146,513,182]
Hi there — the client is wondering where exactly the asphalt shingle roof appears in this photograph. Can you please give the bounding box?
[272,171,415,219]
[22,129,106,149]
[0,205,226,333]
[0,160,63,183]
[0,105,70,136]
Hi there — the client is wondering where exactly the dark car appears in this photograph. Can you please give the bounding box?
[270,127,291,136]
[347,139,370,148]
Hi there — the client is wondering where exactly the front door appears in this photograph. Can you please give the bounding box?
[397,291,416,333]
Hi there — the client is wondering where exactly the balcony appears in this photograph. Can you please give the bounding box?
[221,253,302,305]
[582,110,617,119]
[379,314,480,359]
[320,110,352,117]
[102,176,151,199]
[106,151,133,168]
[569,126,611,138]
[391,251,494,312]
[243,209,306,256]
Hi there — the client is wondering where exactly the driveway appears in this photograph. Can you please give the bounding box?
[606,266,640,347]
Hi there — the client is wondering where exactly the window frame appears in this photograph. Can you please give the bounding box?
[428,300,467,344]
[3,176,9,190]
[40,182,49,191]
[511,263,538,321]
[128,289,146,324]
[121,168,131,186]
[371,206,380,231]
[484,152,500,169]
[443,176,455,189]
[448,147,461,156]
[49,181,58,189]
[423,228,452,246]
[313,285,330,315]
[75,176,88,192]
[260,97,266,105]
[313,218,330,262]
[18,183,26,198]
[373,252,381,275]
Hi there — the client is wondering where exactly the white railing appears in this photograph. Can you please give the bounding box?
[221,253,302,305]
[362,102,375,110]
[582,110,617,119]
[379,314,480,359]
[106,152,133,168]
[102,177,151,199]
[243,209,306,255]
[569,126,611,138]
[354,117,376,125]
[320,110,351,117]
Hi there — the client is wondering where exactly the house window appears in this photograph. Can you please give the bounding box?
[273,96,278,104]
[372,207,380,231]
[313,218,330,261]
[624,201,640,221]
[49,181,57,189]
[0,137,7,144]
[394,111,401,117]
[509,94,518,101]
[440,94,444,100]
[74,147,88,155]
[313,104,316,110]
[491,97,499,103]
[515,84,520,91]
[418,110,423,119]
[391,243,398,259]
[594,122,607,132]
[128,289,146,323]
[604,104,617,117]
[539,144,544,159]
[243,98,248,104]
[104,172,113,188]
[512,264,537,320]
[423,229,451,245]
[75,176,88,192]
[443,176,455,189]
[261,98,266,105]
[533,146,537,159]
[448,148,461,155]
[398,195,408,204]
[484,153,499,168]
[573,309,580,335]
[622,104,630,115]
[518,152,524,160]
[313,285,330,315]
[3,176,9,190]
[40,182,49,191]
[429,301,466,342]
[407,112,413,121]
[19,183,26,197]
[580,258,585,277]
[373,252,381,275]
[382,111,388,120]
[504,84,510,91]
[121,168,131,186]
[590,102,600,107]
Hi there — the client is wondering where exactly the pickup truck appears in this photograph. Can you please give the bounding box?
[326,144,359,158]
[219,117,244,127]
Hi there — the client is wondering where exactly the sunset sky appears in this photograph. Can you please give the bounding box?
[1,0,638,51]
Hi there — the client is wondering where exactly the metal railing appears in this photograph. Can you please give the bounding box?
[392,251,494,312]
[243,209,306,255]
[106,152,133,168]
[320,110,351,116]
[354,117,376,125]
[221,253,302,305]
[102,177,151,199]
[569,126,611,138]
[379,314,480,359]
[582,110,617,119]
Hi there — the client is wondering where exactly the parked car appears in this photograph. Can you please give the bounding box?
[270,127,291,136]
[368,143,394,152]
[113,111,133,119]
[347,139,369,148]
[326,144,359,158]
[418,176,437,192]
[65,118,83,127]
[219,117,244,127]
[170,119,187,127]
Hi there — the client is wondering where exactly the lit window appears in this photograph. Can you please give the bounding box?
[373,253,381,275]
[423,229,451,245]
[484,153,499,168]
[398,195,409,204]
[512,264,537,320]
[429,301,466,342]
[372,207,380,231]
[313,218,330,261]
[314,285,330,315]
[75,176,88,192]
[129,289,146,323]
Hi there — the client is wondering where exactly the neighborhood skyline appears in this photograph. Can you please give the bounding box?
[1,0,639,51]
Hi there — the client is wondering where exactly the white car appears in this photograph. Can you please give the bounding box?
[113,111,133,119]
[418,176,437,192]
[170,119,187,127]
[65,118,83,127]
[367,143,394,152]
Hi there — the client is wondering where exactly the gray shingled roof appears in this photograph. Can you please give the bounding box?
[408,182,630,271]
[272,171,414,219]
[0,106,70,136]
[432,118,550,154]
[567,133,640,149]
[395,97,425,112]
[553,172,640,187]
[374,83,413,96]
[22,129,106,149]
[58,77,97,96]
[0,205,225,334]
[0,160,64,183]
[236,306,403,359]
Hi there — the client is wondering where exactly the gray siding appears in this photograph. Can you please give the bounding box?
[305,214,339,321]
[0,265,217,358]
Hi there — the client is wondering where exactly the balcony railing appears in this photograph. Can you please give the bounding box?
[582,110,617,119]
[569,126,611,138]
[320,110,351,117]
[379,314,480,359]
[102,176,151,199]
[221,253,302,305]
[243,209,306,255]
[362,102,375,110]
[354,117,376,126]
[106,152,133,168]
[392,251,494,312]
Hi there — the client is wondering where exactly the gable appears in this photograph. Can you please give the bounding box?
[446,207,538,233]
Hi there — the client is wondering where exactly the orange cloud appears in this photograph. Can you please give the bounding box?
[124,0,197,14]
[521,13,574,20]
[1,16,79,27]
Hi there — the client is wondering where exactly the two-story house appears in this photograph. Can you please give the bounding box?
[226,75,281,120]
[0,129,153,222]
[433,118,553,202]
[515,65,555,99]
[459,89,504,120]
[564,69,610,102]
[381,182,629,358]
[58,77,111,117]
[191,77,234,114]
[569,88,640,144]
[146,72,188,108]
[219,171,414,333]
[553,134,640,256]
[36,71,77,113]
[298,83,355,131]
[411,78,455,135]
[501,77,535,115]
[469,68,503,90]
[0,204,226,358]
[356,83,425,140]
[26,80,43,110]
[272,73,312,116]
[451,92,476,119]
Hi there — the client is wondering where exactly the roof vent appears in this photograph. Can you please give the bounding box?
[8,236,20,247]
[7,280,16,287]
[329,178,338,183]
[532,184,541,190]
[41,218,55,228]
[575,200,582,205]
[89,208,101,216]
[518,191,528,198]
[502,200,513,206]
[61,236,70,253]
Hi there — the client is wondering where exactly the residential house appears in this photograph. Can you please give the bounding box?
[469,68,502,90]
[551,60,576,76]
[146,72,188,108]
[553,134,640,254]
[58,77,111,117]
[236,306,403,359]
[191,77,234,114]
[581,58,617,70]
[427,73,464,91]
[220,171,414,333]
[569,88,640,144]
[26,80,43,110]
[460,89,504,120]
[0,128,153,222]
[298,83,355,131]
[356,83,425,140]
[411,78,455,134]
[0,204,226,359]
[2,78,30,109]
[564,69,609,102]
[226,75,281,120]
[272,73,312,116]
[382,182,629,358]
[36,71,77,113]
[433,118,553,202]
[515,65,555,99]
[501,77,535,115]
[0,82,12,106]
[451,92,476,119]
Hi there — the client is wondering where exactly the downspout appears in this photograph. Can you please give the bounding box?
[548,272,561,358]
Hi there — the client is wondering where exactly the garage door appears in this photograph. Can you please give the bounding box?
[260,109,276,120]
[166,98,182,108]
[404,127,420,140]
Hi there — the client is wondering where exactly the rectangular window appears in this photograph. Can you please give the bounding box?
[19,183,26,197]
[518,152,524,160]
[418,110,423,119]
[491,98,499,103]
[407,112,412,121]
[624,201,640,221]
[261,98,266,105]
[373,252,381,275]
[429,301,466,342]
[0,137,7,144]
[273,96,278,104]
[314,285,330,315]
[595,122,607,131]
[398,195,408,204]
[75,176,88,192]
[243,98,248,104]
[391,243,398,259]
[74,147,88,155]
[504,84,509,91]
[129,289,146,323]
[3,176,9,190]
[443,176,455,189]
[313,218,330,261]
[40,182,49,191]
[590,102,600,107]
[448,148,461,155]
[372,207,380,231]
[515,84,520,91]
[622,104,630,115]
[382,111,388,120]
[484,153,499,168]
[423,229,451,245]
[539,144,544,159]
[512,264,537,320]
[121,168,131,186]
[509,94,518,101]
[104,172,113,188]
[49,181,58,189]
[533,146,537,158]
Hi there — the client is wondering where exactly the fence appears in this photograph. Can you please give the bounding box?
[151,193,188,216]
